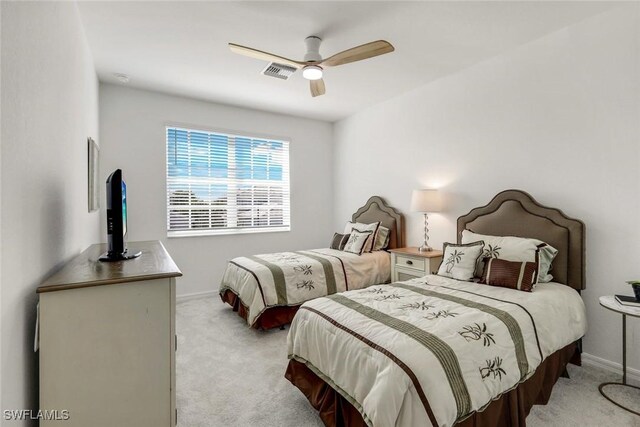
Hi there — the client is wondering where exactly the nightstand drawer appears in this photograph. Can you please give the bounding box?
[396,268,425,282]
[395,255,425,271]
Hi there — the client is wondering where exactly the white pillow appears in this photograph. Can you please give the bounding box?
[344,221,380,253]
[437,241,485,281]
[343,229,373,255]
[373,225,390,251]
[461,230,558,283]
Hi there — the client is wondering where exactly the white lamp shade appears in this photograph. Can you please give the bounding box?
[410,189,441,213]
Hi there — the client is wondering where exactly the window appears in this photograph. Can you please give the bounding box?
[166,126,290,236]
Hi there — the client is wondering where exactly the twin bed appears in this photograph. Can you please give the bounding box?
[219,190,587,427]
[219,196,404,329]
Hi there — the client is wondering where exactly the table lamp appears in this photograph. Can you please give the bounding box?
[410,189,441,252]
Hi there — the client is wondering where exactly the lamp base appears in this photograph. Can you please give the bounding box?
[418,245,433,252]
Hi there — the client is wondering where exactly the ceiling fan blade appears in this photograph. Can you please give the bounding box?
[321,40,394,67]
[310,79,326,97]
[229,43,304,69]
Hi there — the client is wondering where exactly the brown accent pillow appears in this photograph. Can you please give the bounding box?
[480,258,538,292]
[330,233,350,250]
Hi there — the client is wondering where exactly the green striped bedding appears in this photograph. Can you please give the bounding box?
[219,248,390,327]
[288,275,587,427]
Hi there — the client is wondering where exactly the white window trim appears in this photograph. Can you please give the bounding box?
[168,226,291,238]
[166,125,291,237]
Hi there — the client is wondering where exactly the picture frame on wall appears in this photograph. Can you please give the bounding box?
[88,137,99,212]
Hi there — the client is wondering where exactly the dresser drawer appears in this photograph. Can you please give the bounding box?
[395,255,425,271]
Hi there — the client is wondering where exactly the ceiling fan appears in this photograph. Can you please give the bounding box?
[229,36,394,97]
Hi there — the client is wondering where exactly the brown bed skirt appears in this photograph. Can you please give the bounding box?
[220,289,301,330]
[285,341,581,427]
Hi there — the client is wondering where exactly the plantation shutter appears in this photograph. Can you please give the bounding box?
[166,127,290,236]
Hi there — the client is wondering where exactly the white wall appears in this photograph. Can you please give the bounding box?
[334,5,640,376]
[0,0,4,406]
[1,1,100,421]
[99,84,334,297]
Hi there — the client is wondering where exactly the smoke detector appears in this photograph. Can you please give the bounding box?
[261,63,297,80]
[113,73,130,84]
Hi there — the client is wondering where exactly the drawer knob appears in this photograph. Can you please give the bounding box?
[406,260,413,265]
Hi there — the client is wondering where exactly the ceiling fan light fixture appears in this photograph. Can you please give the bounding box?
[228,38,394,97]
[302,65,323,80]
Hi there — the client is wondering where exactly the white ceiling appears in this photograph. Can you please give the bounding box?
[78,1,615,122]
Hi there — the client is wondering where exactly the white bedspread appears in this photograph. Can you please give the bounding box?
[287,275,587,427]
[220,248,390,327]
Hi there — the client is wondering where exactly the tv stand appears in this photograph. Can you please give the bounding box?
[37,241,181,427]
[99,248,142,262]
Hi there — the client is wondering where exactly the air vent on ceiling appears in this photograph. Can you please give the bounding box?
[261,62,297,80]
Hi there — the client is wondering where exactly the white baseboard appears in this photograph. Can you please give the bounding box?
[582,352,640,386]
[177,290,217,302]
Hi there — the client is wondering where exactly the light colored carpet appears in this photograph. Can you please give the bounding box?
[177,296,640,427]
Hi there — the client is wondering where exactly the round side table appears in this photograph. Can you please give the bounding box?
[598,295,640,416]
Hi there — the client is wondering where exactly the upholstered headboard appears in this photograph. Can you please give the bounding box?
[457,190,585,290]
[352,196,405,250]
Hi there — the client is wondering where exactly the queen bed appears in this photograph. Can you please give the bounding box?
[285,190,586,427]
[219,196,405,330]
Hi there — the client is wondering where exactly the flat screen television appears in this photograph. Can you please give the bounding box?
[99,169,141,262]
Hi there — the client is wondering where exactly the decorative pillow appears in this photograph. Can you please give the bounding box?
[480,258,537,292]
[330,233,350,250]
[343,230,373,255]
[437,241,485,281]
[461,230,558,283]
[535,245,558,283]
[373,225,390,251]
[343,221,380,253]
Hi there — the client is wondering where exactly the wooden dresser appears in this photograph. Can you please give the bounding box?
[37,241,182,427]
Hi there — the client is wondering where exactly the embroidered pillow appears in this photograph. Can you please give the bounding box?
[373,225,390,251]
[330,233,350,250]
[343,221,380,253]
[343,230,373,255]
[461,230,558,283]
[480,258,537,292]
[437,241,485,281]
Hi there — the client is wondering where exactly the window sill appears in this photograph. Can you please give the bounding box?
[167,226,290,238]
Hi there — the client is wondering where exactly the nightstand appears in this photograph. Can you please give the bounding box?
[389,247,443,282]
